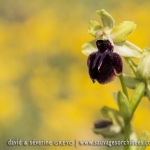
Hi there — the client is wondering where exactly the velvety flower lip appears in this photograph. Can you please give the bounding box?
[87,40,122,84]
[94,120,112,128]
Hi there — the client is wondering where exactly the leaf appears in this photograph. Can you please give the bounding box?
[88,20,102,37]
[136,131,149,150]
[96,9,115,31]
[117,91,132,121]
[114,40,142,58]
[82,40,97,56]
[123,74,140,89]
[101,106,124,128]
[111,21,136,42]
[130,82,146,114]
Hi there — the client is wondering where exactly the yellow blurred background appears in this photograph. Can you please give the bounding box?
[0,0,150,149]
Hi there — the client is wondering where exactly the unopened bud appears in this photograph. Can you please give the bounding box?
[137,48,150,81]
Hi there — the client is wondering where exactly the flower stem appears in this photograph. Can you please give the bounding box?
[124,122,132,150]
[119,74,129,100]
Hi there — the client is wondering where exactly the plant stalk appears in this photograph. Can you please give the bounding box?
[119,74,129,100]
[124,122,132,150]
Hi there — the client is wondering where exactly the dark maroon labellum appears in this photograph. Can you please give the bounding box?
[87,40,122,84]
[94,120,112,128]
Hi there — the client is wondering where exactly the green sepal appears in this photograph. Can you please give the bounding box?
[114,40,142,58]
[130,82,146,114]
[92,124,121,138]
[101,106,124,129]
[88,20,102,37]
[111,21,136,42]
[117,91,132,121]
[123,74,141,89]
[82,40,97,56]
[96,9,115,31]
[136,131,149,150]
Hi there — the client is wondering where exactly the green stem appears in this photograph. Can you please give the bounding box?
[124,122,132,150]
[119,74,129,100]
[119,74,130,150]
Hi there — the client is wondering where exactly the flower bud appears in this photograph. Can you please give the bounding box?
[137,48,150,81]
[92,120,122,138]
[94,120,112,128]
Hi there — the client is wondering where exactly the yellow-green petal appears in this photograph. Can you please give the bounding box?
[111,21,136,42]
[82,40,97,56]
[88,20,102,37]
[96,9,115,31]
[114,40,142,58]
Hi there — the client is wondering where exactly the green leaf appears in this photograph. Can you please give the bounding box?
[82,40,97,56]
[101,106,124,128]
[111,21,136,42]
[96,9,115,31]
[117,91,132,121]
[92,124,121,138]
[123,74,140,89]
[130,82,146,114]
[136,131,149,150]
[146,82,150,101]
[88,20,102,37]
[114,40,142,58]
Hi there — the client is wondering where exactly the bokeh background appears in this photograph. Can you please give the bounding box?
[0,0,150,149]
